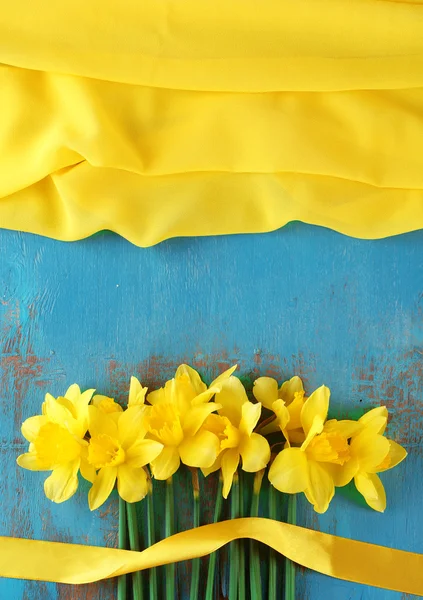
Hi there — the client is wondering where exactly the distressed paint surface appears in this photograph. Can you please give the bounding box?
[0,222,422,599]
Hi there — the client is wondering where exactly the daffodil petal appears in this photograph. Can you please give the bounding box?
[88,466,118,511]
[179,430,220,468]
[75,388,96,408]
[88,405,118,439]
[300,385,330,438]
[301,415,326,451]
[190,389,218,405]
[374,439,408,473]
[358,406,388,435]
[252,377,279,410]
[201,455,222,477]
[221,448,240,499]
[268,447,309,494]
[117,465,149,503]
[80,457,96,483]
[92,395,123,414]
[56,396,77,414]
[239,401,262,437]
[148,375,191,411]
[117,406,147,449]
[128,376,147,407]
[285,392,305,429]
[169,376,194,413]
[21,415,49,443]
[272,399,290,430]
[44,397,75,428]
[146,387,167,406]
[17,451,49,471]
[175,364,207,395]
[304,460,335,514]
[44,459,80,504]
[240,433,270,472]
[323,419,362,439]
[209,364,238,389]
[216,376,248,427]
[182,403,222,437]
[150,447,180,480]
[64,384,82,402]
[59,390,92,437]
[354,472,386,512]
[126,439,164,468]
[350,431,390,471]
[325,456,359,487]
[279,376,304,402]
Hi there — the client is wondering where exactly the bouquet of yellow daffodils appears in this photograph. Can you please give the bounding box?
[17,364,407,599]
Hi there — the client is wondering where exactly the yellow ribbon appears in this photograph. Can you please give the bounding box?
[2,1,423,245]
[1,518,423,594]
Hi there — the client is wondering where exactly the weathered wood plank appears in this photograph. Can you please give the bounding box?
[0,224,422,599]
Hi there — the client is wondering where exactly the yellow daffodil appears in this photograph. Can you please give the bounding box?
[329,407,407,512]
[145,364,237,480]
[253,375,306,443]
[268,385,361,513]
[87,405,163,510]
[202,377,271,498]
[17,384,95,503]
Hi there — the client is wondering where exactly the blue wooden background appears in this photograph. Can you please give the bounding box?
[0,222,422,599]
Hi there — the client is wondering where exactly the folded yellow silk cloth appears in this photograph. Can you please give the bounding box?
[1,0,423,245]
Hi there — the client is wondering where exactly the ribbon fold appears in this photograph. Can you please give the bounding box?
[1,518,423,595]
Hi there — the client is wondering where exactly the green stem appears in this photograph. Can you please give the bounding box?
[118,497,127,600]
[250,471,264,600]
[285,494,297,600]
[147,487,157,600]
[229,473,239,600]
[189,470,200,600]
[127,502,144,600]
[238,474,245,600]
[268,485,278,600]
[165,478,175,600]
[205,477,223,600]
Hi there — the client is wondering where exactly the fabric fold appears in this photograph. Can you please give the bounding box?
[2,0,423,91]
[1,0,423,244]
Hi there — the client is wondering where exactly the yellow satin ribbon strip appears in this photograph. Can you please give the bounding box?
[1,518,423,595]
[1,0,423,244]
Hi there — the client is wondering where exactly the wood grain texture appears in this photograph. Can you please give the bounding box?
[0,223,422,599]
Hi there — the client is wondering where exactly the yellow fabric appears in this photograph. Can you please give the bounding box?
[2,1,423,245]
[1,518,423,595]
